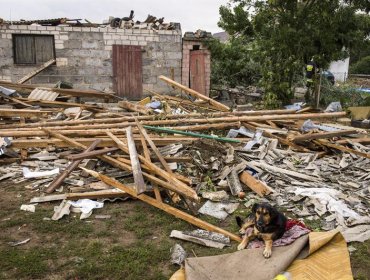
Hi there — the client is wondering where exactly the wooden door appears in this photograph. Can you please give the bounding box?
[112,45,143,99]
[190,50,207,96]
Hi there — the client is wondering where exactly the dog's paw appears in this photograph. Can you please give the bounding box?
[237,243,246,251]
[239,229,246,235]
[263,248,272,258]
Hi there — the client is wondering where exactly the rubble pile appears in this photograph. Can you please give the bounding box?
[0,74,369,245]
[0,12,179,31]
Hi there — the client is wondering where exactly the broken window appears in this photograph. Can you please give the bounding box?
[12,34,55,65]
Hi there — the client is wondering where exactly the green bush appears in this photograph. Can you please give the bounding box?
[351,56,370,74]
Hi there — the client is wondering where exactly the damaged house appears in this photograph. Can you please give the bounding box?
[0,16,211,99]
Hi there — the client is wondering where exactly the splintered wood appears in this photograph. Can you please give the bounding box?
[0,75,369,245]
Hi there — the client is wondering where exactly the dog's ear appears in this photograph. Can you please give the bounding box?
[268,206,279,220]
[251,203,259,213]
[235,216,243,227]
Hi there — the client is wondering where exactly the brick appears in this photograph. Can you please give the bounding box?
[137,36,145,41]
[37,26,47,31]
[138,41,147,46]
[59,35,69,40]
[104,45,112,51]
[130,40,139,45]
[46,26,56,31]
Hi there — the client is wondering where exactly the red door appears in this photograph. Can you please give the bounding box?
[112,45,143,100]
[189,50,207,96]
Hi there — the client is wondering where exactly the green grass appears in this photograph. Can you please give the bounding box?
[1,195,369,279]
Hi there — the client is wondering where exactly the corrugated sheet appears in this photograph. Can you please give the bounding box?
[28,88,59,101]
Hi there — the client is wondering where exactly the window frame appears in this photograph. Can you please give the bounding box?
[12,34,56,65]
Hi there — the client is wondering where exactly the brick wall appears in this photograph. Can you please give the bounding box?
[0,24,182,98]
[181,40,211,96]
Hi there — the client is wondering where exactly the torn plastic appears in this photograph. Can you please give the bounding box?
[301,119,340,132]
[68,199,104,214]
[170,244,187,265]
[284,102,305,110]
[324,102,342,112]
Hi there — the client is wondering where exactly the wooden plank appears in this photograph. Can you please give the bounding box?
[0,81,117,100]
[126,126,146,194]
[45,139,101,193]
[139,130,162,202]
[292,129,357,143]
[317,140,370,159]
[42,129,198,201]
[0,109,298,130]
[17,59,56,84]
[106,131,199,201]
[159,75,230,112]
[10,137,198,149]
[30,190,129,203]
[0,108,53,118]
[118,101,151,115]
[239,171,274,197]
[251,161,320,182]
[66,147,119,161]
[81,168,241,242]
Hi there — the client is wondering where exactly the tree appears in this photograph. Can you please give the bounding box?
[351,55,370,74]
[218,0,370,107]
[206,37,260,88]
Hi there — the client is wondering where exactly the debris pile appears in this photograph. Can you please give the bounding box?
[0,12,179,31]
[0,75,369,246]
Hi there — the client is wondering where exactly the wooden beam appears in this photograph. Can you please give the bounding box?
[67,147,119,161]
[45,139,101,193]
[126,126,146,194]
[292,129,357,143]
[18,98,105,112]
[0,108,300,130]
[82,168,241,242]
[139,129,162,202]
[42,129,199,201]
[159,75,231,112]
[239,171,274,197]
[317,140,370,159]
[106,131,198,201]
[0,81,118,100]
[17,59,56,84]
[118,101,152,115]
[0,108,53,118]
[10,137,198,149]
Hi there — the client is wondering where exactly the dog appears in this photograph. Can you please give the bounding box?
[236,202,287,258]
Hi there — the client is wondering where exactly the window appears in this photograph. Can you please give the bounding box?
[13,35,55,65]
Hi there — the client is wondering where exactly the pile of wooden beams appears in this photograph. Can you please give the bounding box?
[0,75,368,244]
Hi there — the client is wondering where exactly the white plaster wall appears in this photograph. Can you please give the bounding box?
[328,57,350,82]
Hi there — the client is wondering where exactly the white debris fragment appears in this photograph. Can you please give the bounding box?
[23,167,60,178]
[20,204,36,213]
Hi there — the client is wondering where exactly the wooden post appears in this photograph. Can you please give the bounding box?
[126,126,146,194]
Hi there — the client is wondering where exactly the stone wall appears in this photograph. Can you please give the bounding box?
[0,24,182,97]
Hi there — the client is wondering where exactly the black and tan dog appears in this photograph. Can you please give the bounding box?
[236,203,287,258]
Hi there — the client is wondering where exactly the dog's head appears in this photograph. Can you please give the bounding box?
[252,203,278,228]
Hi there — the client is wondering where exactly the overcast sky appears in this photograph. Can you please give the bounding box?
[0,0,227,33]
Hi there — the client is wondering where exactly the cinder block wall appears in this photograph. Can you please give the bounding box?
[181,39,211,96]
[0,25,182,94]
